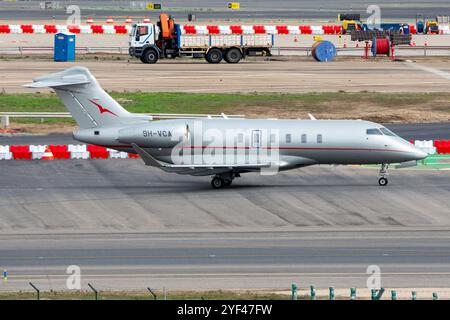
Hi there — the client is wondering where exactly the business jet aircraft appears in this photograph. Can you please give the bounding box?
[25,67,427,189]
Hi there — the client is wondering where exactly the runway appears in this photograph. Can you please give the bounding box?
[0,158,449,291]
[2,230,450,292]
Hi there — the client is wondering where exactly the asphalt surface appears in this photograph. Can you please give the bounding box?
[2,230,450,291]
[0,159,449,291]
[1,0,449,21]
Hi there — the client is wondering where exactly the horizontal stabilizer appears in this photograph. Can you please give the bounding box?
[23,74,90,88]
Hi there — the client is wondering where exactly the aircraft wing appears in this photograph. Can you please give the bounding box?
[131,143,272,175]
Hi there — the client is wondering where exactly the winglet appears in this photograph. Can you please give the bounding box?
[308,113,317,120]
[130,143,162,168]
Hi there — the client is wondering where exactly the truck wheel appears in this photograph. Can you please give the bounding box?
[206,48,223,64]
[142,49,158,64]
[224,48,242,63]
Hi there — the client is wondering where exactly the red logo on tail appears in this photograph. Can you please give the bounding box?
[89,99,118,117]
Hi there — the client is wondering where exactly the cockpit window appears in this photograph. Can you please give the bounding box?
[380,127,397,137]
[366,128,382,135]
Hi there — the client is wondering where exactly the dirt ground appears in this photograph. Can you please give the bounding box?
[2,56,450,94]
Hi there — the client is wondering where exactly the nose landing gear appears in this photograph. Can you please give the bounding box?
[378,163,389,186]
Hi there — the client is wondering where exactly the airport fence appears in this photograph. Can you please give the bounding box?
[0,282,443,300]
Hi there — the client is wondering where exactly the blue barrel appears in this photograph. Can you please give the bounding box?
[312,40,337,62]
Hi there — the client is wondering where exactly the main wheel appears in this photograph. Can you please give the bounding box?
[141,48,158,64]
[224,48,242,63]
[206,48,223,64]
[211,177,224,189]
[378,177,388,186]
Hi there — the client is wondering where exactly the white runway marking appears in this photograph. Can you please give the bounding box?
[405,61,450,80]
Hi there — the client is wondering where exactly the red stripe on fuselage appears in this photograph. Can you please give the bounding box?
[100,145,407,153]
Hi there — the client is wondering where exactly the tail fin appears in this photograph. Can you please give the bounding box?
[24,66,131,128]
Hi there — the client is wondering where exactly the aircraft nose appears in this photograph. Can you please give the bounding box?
[409,146,428,160]
[414,149,428,160]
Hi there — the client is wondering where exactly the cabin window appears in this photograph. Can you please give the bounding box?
[270,133,276,143]
[301,134,307,143]
[380,127,397,137]
[317,134,323,144]
[366,128,383,135]
[286,134,292,143]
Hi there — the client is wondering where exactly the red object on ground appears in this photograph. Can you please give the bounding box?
[0,25,11,33]
[21,25,34,33]
[128,153,140,159]
[87,145,109,159]
[41,146,55,161]
[10,145,32,160]
[299,25,312,34]
[114,25,128,34]
[68,25,81,33]
[183,25,196,34]
[90,25,104,34]
[49,145,70,159]
[207,25,220,34]
[276,25,289,34]
[44,25,57,33]
[434,140,450,154]
[230,25,243,34]
[253,25,266,34]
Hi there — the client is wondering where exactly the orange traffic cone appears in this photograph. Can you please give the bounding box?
[143,16,150,23]
[125,16,132,24]
[86,16,94,24]
[41,146,54,161]
[106,16,114,24]
[355,40,359,48]
[294,37,298,42]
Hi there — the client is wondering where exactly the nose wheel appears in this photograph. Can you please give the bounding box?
[378,177,388,186]
[378,163,389,186]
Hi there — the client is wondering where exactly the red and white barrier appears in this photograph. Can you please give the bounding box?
[0,24,348,35]
[1,141,449,161]
[0,24,132,34]
[3,23,450,35]
[0,144,140,160]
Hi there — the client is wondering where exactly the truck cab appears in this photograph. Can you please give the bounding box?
[129,23,160,63]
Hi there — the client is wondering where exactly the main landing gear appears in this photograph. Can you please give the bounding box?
[378,163,389,186]
[211,173,240,189]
